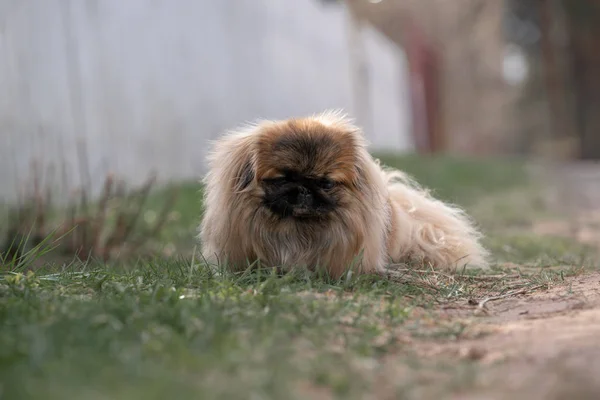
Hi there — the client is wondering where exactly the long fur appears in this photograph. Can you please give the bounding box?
[199,110,489,278]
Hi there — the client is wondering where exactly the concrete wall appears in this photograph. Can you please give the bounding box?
[0,0,412,201]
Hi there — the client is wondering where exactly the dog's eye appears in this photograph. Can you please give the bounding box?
[319,178,335,190]
[265,177,286,186]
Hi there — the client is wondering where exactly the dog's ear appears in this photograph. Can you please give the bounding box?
[234,159,255,191]
[206,129,258,194]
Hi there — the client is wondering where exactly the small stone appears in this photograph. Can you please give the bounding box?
[460,346,487,360]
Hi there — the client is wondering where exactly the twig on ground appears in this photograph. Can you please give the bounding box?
[476,284,546,310]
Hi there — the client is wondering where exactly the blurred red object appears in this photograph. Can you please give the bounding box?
[405,19,441,154]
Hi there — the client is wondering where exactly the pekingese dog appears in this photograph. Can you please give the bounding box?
[199,111,488,278]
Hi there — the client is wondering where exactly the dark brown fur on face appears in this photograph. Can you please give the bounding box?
[199,111,489,279]
[255,120,359,183]
[254,120,359,220]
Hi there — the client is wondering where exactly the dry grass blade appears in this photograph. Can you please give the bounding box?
[67,190,79,253]
[92,174,114,252]
[119,173,157,243]
[457,274,523,281]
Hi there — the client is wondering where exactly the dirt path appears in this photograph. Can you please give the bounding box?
[441,161,600,399]
[410,271,600,399]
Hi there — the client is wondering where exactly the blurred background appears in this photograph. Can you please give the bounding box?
[1,0,600,264]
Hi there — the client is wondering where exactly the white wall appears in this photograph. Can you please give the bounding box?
[0,0,412,201]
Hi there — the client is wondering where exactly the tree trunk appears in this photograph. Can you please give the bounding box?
[565,1,600,159]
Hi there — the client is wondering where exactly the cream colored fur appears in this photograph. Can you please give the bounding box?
[382,167,489,269]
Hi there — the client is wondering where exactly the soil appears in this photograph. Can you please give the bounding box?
[405,271,600,399]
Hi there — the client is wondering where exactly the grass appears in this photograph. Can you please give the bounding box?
[1,261,581,400]
[374,153,529,205]
[0,264,409,399]
[1,153,598,399]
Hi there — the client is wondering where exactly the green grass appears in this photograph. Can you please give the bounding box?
[0,264,428,400]
[1,153,597,399]
[0,261,581,400]
[374,153,528,205]
[485,232,596,266]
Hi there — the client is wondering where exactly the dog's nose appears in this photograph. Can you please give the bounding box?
[296,186,313,206]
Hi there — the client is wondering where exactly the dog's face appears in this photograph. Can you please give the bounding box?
[248,119,362,221]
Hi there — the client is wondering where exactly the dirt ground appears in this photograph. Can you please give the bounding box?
[397,271,600,399]
[428,162,600,398]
